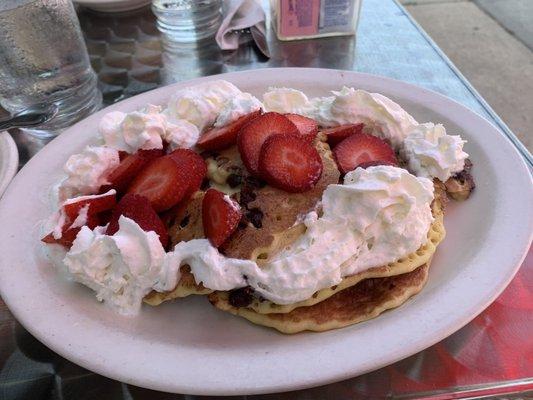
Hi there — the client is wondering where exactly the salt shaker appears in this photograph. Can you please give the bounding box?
[151,0,223,45]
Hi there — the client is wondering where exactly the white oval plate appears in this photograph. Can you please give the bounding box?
[0,131,18,197]
[74,0,150,13]
[0,69,531,395]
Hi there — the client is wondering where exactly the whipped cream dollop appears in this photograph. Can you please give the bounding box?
[401,123,468,181]
[263,87,418,148]
[99,105,165,153]
[263,87,313,115]
[329,88,419,148]
[49,81,470,315]
[163,118,200,150]
[245,166,434,303]
[214,92,263,127]
[165,80,244,132]
[64,166,434,312]
[64,217,167,315]
[59,146,120,200]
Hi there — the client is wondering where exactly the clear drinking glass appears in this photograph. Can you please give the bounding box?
[0,0,102,138]
[152,0,223,45]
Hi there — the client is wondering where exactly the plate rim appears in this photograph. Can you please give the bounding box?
[73,0,151,12]
[0,68,531,395]
[0,131,19,197]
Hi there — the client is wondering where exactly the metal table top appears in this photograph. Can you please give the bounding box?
[2,0,532,398]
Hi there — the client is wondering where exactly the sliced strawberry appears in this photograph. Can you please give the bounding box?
[357,160,397,169]
[41,213,99,248]
[322,123,364,147]
[127,156,188,212]
[284,114,318,143]
[63,191,117,221]
[237,112,299,177]
[98,209,113,227]
[197,110,262,151]
[138,148,165,160]
[168,149,207,198]
[102,154,147,194]
[202,189,242,247]
[333,133,398,174]
[106,194,168,247]
[118,151,129,161]
[258,134,323,193]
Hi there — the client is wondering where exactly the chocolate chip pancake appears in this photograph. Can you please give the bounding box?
[144,134,340,305]
[239,186,445,314]
[208,263,430,334]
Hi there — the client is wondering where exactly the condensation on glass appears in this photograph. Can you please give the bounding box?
[0,0,101,138]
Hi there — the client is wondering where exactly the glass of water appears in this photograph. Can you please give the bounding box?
[0,0,101,138]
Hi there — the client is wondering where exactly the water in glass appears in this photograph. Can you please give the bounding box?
[0,0,101,138]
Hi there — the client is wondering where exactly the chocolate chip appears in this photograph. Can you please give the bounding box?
[245,176,266,189]
[239,186,256,208]
[227,173,242,188]
[200,178,210,191]
[228,165,243,174]
[229,286,255,308]
[199,150,219,160]
[246,208,263,228]
[216,156,230,167]
[179,214,190,228]
[464,158,473,173]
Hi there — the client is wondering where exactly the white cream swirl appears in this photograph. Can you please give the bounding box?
[340,166,434,273]
[214,92,263,127]
[165,80,243,132]
[401,123,468,181]
[262,87,313,115]
[59,146,120,200]
[329,88,419,148]
[99,105,165,153]
[163,118,200,150]
[245,166,434,303]
[63,166,434,312]
[263,87,418,148]
[64,217,166,315]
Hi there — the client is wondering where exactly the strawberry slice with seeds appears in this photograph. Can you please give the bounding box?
[238,112,299,177]
[63,191,117,221]
[138,148,165,160]
[284,114,318,143]
[202,189,242,247]
[101,150,165,194]
[102,154,147,194]
[127,156,189,212]
[258,134,323,193]
[106,194,168,247]
[333,133,398,174]
[41,213,100,248]
[197,110,262,151]
[168,149,207,198]
[118,151,129,161]
[322,123,364,147]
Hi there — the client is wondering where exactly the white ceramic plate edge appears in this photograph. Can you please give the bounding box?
[0,69,531,395]
[74,0,151,12]
[0,131,19,197]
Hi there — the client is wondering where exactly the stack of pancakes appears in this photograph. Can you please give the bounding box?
[144,135,447,334]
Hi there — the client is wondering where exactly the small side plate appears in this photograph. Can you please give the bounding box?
[74,0,151,13]
[0,131,18,197]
